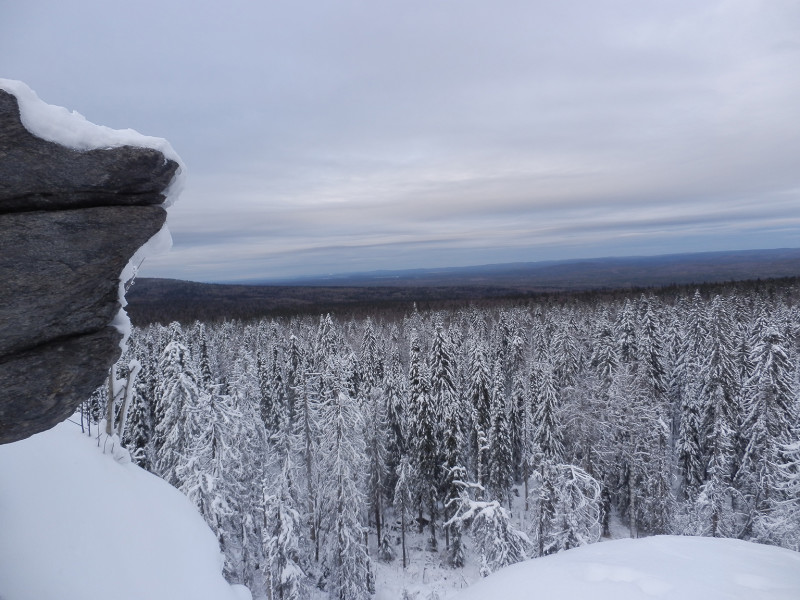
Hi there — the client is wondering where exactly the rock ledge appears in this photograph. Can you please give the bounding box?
[0,87,178,444]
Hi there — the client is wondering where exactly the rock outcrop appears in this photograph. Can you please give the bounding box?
[0,87,179,444]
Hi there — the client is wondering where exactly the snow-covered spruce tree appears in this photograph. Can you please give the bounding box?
[609,364,673,537]
[314,313,340,372]
[442,465,467,567]
[772,439,800,551]
[393,456,415,569]
[676,377,705,504]
[295,367,324,565]
[383,340,407,500]
[408,328,439,550]
[467,338,493,487]
[552,317,580,389]
[284,332,303,428]
[560,370,613,536]
[319,391,373,600]
[730,315,756,485]
[124,378,154,469]
[429,320,456,450]
[637,295,667,397]
[616,299,638,365]
[440,384,464,558]
[447,480,530,577]
[691,296,741,537]
[508,369,527,484]
[429,320,462,551]
[531,361,564,465]
[197,322,215,392]
[123,334,157,470]
[529,463,602,555]
[265,489,308,600]
[232,388,268,589]
[741,324,798,542]
[210,346,269,588]
[488,358,513,507]
[360,318,385,391]
[528,360,568,556]
[590,315,618,395]
[264,419,309,600]
[177,389,247,580]
[259,344,286,439]
[505,320,526,381]
[363,387,391,561]
[154,325,205,488]
[674,295,708,504]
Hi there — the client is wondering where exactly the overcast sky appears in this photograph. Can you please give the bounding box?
[2,1,799,282]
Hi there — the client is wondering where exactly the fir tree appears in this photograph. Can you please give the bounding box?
[408,329,439,550]
[154,332,204,488]
[447,480,530,576]
[264,425,308,600]
[393,456,415,569]
[741,325,798,538]
[696,296,740,537]
[177,390,244,578]
[320,392,372,600]
[531,362,563,465]
[383,342,407,499]
[488,358,513,507]
[467,339,493,486]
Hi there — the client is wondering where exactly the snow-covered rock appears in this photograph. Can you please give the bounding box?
[454,535,800,600]
[0,419,250,600]
[0,80,182,444]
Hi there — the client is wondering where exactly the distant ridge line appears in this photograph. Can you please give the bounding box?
[219,247,800,287]
[126,247,800,325]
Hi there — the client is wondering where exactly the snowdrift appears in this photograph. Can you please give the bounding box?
[0,420,250,600]
[454,535,800,600]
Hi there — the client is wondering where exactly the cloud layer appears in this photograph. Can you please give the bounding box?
[3,0,799,281]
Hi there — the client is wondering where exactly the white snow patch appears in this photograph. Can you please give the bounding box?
[453,536,800,600]
[0,419,250,600]
[0,79,185,349]
[114,222,174,346]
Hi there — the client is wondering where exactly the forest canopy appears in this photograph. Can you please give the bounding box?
[89,280,800,598]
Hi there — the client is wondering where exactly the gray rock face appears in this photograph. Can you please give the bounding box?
[0,87,178,444]
[0,89,178,212]
[0,206,167,358]
[0,331,125,443]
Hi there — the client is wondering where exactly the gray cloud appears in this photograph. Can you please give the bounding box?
[2,0,799,281]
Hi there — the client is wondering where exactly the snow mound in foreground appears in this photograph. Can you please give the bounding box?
[455,535,800,600]
[0,420,251,600]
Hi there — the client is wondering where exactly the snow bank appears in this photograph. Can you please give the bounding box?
[0,79,185,348]
[0,420,251,600]
[454,535,800,600]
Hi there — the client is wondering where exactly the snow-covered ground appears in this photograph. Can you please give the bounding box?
[371,535,481,600]
[0,419,250,600]
[368,500,800,600]
[1,420,799,600]
[453,535,800,600]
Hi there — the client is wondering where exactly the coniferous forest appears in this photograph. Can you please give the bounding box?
[89,282,800,599]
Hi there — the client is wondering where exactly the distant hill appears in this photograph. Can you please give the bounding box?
[127,248,800,324]
[238,247,800,288]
